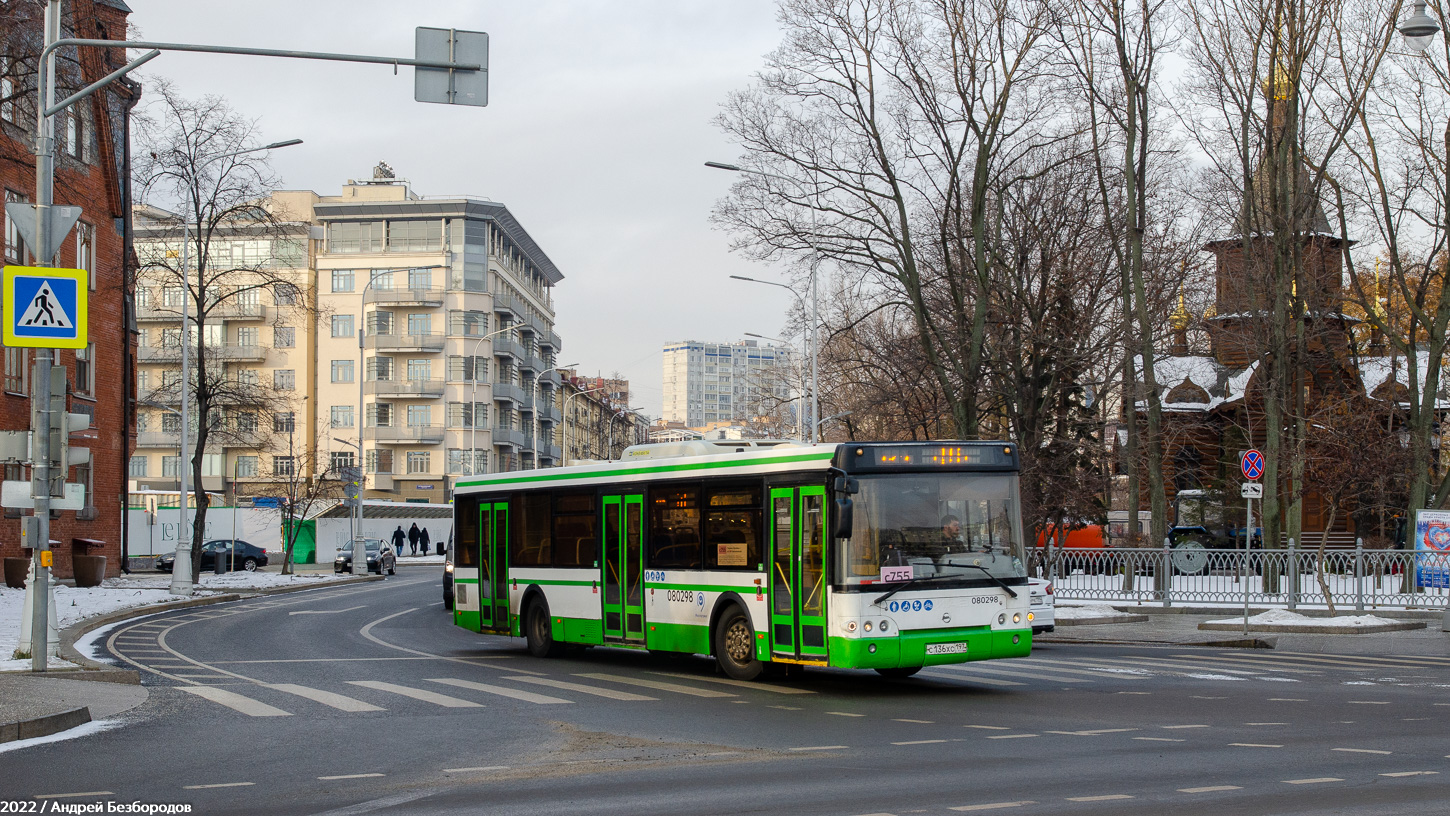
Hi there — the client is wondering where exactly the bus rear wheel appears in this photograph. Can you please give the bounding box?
[525,598,564,659]
[714,607,763,681]
[875,667,921,679]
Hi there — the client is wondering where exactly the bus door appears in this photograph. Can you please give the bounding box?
[601,494,645,642]
[477,501,510,632]
[769,486,828,661]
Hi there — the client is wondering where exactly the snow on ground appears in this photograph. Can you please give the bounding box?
[1055,605,1142,620]
[0,571,354,672]
[1205,609,1406,628]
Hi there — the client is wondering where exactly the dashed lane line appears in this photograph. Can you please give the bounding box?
[1161,724,1210,729]
[444,766,509,773]
[1269,698,1308,702]
[1046,729,1138,736]
[318,773,385,780]
[573,673,737,698]
[268,683,386,712]
[649,671,817,693]
[1333,748,1392,755]
[963,725,1010,730]
[1066,795,1133,802]
[1245,722,1287,726]
[1230,743,1283,748]
[1284,778,1343,785]
[1382,771,1438,777]
[428,678,573,705]
[183,783,256,789]
[789,745,848,751]
[894,718,934,723]
[891,739,949,746]
[1347,701,1391,705]
[346,680,482,708]
[827,711,866,717]
[1179,786,1242,793]
[33,792,114,799]
[504,675,657,701]
[949,803,1036,812]
[985,734,1038,740]
[180,686,291,717]
[1134,737,1185,742]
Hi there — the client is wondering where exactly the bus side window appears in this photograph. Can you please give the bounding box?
[456,497,479,568]
[513,492,551,566]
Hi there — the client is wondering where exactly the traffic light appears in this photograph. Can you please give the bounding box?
[341,466,361,508]
[28,365,91,498]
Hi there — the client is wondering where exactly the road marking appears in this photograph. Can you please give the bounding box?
[1066,795,1133,802]
[184,783,256,789]
[1178,786,1241,793]
[828,711,866,717]
[318,773,385,780]
[1113,656,1317,676]
[1284,778,1342,785]
[1046,728,1138,736]
[949,802,1035,812]
[1381,771,1438,777]
[935,664,1089,683]
[1269,698,1307,702]
[1117,691,1151,695]
[1162,724,1209,729]
[1245,722,1287,726]
[892,739,948,745]
[926,670,1024,687]
[290,605,367,616]
[894,718,934,723]
[1192,696,1227,700]
[770,705,803,711]
[1018,659,1148,679]
[346,681,482,708]
[428,678,573,705]
[1236,652,1450,670]
[358,609,546,677]
[650,671,816,693]
[1402,717,1430,721]
[985,734,1038,740]
[444,766,509,773]
[504,676,656,701]
[789,745,848,751]
[573,673,736,698]
[1333,747,1392,755]
[180,686,291,717]
[34,792,114,799]
[963,725,1010,730]
[1347,700,1390,705]
[268,684,385,712]
[1133,737,1185,742]
[1230,743,1283,748]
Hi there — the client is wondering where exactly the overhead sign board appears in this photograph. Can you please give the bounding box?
[1241,482,1263,499]
[1241,449,1264,481]
[415,27,488,106]
[3,265,87,349]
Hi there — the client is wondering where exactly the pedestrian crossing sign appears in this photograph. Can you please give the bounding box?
[3,265,87,349]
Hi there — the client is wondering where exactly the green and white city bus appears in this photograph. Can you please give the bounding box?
[450,439,1031,679]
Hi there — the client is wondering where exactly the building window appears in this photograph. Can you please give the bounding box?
[408,268,433,289]
[236,326,259,347]
[406,405,431,427]
[162,286,185,307]
[162,456,182,478]
[274,412,295,433]
[331,269,355,292]
[4,347,26,393]
[332,405,355,428]
[388,220,443,253]
[273,456,296,477]
[5,189,27,263]
[274,326,295,348]
[274,369,295,391]
[235,455,258,478]
[331,360,355,383]
[449,310,488,336]
[65,110,81,159]
[330,451,356,473]
[366,310,394,335]
[407,313,430,335]
[447,448,488,475]
[406,359,431,381]
[274,282,300,306]
[407,451,431,474]
[234,412,257,434]
[74,343,94,397]
[447,402,488,428]
[370,269,394,290]
[327,222,384,254]
[236,369,259,387]
[76,222,95,290]
[367,403,394,427]
[162,412,182,433]
[366,448,393,474]
[447,355,487,383]
[0,59,13,124]
[129,456,148,478]
[331,314,354,338]
[366,356,394,381]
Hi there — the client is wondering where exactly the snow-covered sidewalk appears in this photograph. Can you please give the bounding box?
[1056,605,1143,621]
[1201,608,1428,633]
[1,571,356,672]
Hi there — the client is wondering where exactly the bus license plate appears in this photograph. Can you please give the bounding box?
[926,643,968,655]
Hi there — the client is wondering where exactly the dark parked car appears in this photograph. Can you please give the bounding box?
[443,531,454,609]
[157,540,269,573]
[334,539,396,575]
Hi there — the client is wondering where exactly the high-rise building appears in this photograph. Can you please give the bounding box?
[661,339,794,428]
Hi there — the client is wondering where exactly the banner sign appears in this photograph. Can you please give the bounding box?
[1412,509,1450,589]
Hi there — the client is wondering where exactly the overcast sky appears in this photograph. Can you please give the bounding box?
[130,1,795,417]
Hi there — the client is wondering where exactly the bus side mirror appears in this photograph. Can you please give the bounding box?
[833,476,859,494]
[833,497,854,539]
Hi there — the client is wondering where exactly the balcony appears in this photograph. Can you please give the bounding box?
[138,388,181,406]
[491,290,522,321]
[135,431,187,449]
[211,302,268,321]
[366,425,445,444]
[365,378,445,399]
[365,287,445,307]
[492,427,526,448]
[516,352,542,374]
[137,344,266,363]
[135,303,181,322]
[365,332,446,353]
[491,335,524,361]
[492,382,526,404]
[538,328,561,352]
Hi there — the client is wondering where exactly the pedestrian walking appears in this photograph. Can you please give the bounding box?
[391,525,406,556]
[408,523,421,556]
[420,527,431,557]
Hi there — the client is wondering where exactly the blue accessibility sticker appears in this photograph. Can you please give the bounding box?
[889,601,899,613]
[912,600,923,611]
[924,600,933,611]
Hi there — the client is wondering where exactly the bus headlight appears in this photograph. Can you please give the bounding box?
[846,620,857,632]
[1013,613,1021,624]
[879,620,889,632]
[998,613,1006,625]
[863,621,873,632]
[444,563,454,574]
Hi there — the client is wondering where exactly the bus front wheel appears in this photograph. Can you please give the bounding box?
[714,607,764,681]
[525,598,564,659]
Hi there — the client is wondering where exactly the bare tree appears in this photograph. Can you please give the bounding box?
[133,81,313,585]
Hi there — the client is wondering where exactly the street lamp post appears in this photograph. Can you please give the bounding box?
[607,406,643,457]
[563,385,607,464]
[172,138,302,596]
[464,325,516,479]
[708,161,823,444]
[532,363,578,468]
[745,331,806,440]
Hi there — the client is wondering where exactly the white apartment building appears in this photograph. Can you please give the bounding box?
[305,169,563,501]
[661,339,794,428]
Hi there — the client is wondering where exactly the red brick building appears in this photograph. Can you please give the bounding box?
[1,0,138,578]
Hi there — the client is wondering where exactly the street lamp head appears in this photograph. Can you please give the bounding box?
[705,161,742,172]
[263,138,304,150]
[1401,1,1440,52]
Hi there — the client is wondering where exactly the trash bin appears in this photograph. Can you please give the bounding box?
[215,547,228,575]
[437,540,444,556]
[71,539,108,587]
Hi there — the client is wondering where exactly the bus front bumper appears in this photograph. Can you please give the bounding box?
[828,626,1031,669]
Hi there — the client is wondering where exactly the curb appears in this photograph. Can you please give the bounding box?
[1198,620,1428,635]
[1057,614,1151,626]
[1035,635,1278,649]
[1080,604,1445,621]
[0,706,90,745]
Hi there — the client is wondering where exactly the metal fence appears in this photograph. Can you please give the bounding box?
[1038,542,1450,610]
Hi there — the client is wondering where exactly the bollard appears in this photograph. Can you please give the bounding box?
[1355,538,1364,612]
[1162,538,1172,608]
[1287,537,1296,611]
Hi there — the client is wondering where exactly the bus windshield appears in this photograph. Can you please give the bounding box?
[838,472,1026,585]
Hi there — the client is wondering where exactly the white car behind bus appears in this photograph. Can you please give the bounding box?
[1028,578,1054,634]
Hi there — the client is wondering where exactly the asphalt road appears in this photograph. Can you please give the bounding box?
[4,571,1447,816]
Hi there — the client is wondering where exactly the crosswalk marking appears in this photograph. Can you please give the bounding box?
[949,802,1036,811]
[1019,659,1147,679]
[268,683,385,712]
[649,671,817,693]
[925,667,1026,686]
[346,680,483,708]
[427,678,572,705]
[1189,652,1442,671]
[504,675,657,701]
[1089,656,1317,676]
[572,673,736,698]
[935,664,1088,683]
[180,686,291,717]
[1279,649,1450,666]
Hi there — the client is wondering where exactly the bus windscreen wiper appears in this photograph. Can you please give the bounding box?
[952,563,1019,598]
[872,573,960,606]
